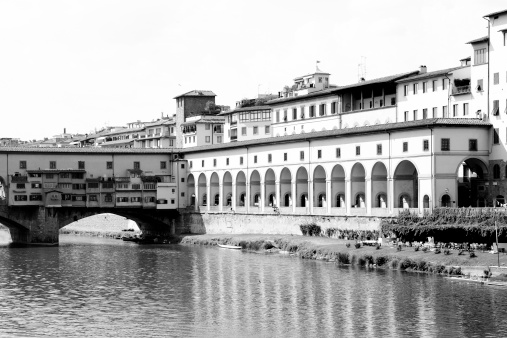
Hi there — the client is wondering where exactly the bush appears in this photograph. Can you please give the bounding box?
[435,248,441,254]
[414,246,420,252]
[346,243,351,248]
[355,243,361,249]
[338,252,350,264]
[400,258,415,270]
[358,256,366,266]
[422,246,428,252]
[390,258,400,269]
[300,223,321,236]
[363,255,374,266]
[470,251,477,258]
[397,245,402,251]
[444,249,450,255]
[416,260,427,271]
[435,265,446,274]
[375,256,388,266]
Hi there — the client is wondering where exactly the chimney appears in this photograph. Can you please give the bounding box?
[64,128,66,134]
[419,65,427,74]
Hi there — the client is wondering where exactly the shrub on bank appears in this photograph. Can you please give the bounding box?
[300,223,321,236]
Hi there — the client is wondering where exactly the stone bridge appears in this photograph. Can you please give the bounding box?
[0,205,183,245]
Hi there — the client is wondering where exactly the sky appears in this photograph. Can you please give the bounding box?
[0,0,505,141]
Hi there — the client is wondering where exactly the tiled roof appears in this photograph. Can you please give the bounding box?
[0,147,183,154]
[395,66,466,83]
[267,70,419,106]
[100,139,135,146]
[183,118,491,154]
[27,169,87,173]
[173,90,216,99]
[219,105,271,115]
[483,9,507,18]
[466,36,488,44]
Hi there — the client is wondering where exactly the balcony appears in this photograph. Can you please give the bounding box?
[11,175,28,183]
[452,85,471,95]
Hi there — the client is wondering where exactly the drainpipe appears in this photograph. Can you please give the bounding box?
[484,16,490,120]
[444,73,452,117]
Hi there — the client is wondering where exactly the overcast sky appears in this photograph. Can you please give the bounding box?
[0,0,505,141]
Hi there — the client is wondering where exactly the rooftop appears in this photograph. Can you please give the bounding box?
[466,36,489,44]
[0,147,182,154]
[218,105,271,116]
[173,90,216,99]
[483,9,507,18]
[396,66,466,84]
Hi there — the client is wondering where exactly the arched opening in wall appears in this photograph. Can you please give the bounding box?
[59,213,141,241]
[202,193,207,206]
[441,194,451,207]
[268,194,275,207]
[318,193,326,207]
[300,193,307,207]
[371,162,388,209]
[254,194,260,206]
[223,172,233,207]
[331,165,345,209]
[198,173,207,207]
[0,223,12,246]
[265,169,276,207]
[399,194,411,208]
[0,176,6,202]
[313,165,326,208]
[494,164,501,179]
[355,193,365,208]
[423,195,430,208]
[284,193,291,207]
[236,171,246,207]
[250,170,261,207]
[336,193,345,207]
[214,194,219,206]
[187,174,195,206]
[280,168,292,208]
[495,195,505,207]
[296,167,308,207]
[457,158,488,207]
[210,173,219,208]
[376,193,387,208]
[394,160,418,209]
[351,163,366,208]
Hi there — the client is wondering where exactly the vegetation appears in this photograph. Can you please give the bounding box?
[300,223,321,236]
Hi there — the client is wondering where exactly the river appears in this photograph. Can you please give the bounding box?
[0,234,506,337]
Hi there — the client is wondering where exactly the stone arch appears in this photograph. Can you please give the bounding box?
[296,167,308,207]
[313,165,326,208]
[355,192,365,208]
[265,169,276,207]
[223,171,232,207]
[375,192,387,208]
[371,162,388,209]
[423,195,430,208]
[394,160,418,209]
[0,176,6,202]
[351,163,366,208]
[210,172,220,207]
[280,168,292,207]
[187,174,195,206]
[456,157,488,207]
[398,193,411,208]
[441,194,451,207]
[236,171,246,207]
[198,173,207,206]
[250,170,261,207]
[331,165,346,208]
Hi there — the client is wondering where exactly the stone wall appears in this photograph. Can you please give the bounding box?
[180,211,381,235]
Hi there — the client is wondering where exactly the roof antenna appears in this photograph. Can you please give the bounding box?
[358,56,366,82]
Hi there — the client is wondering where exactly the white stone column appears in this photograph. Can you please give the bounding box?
[308,179,313,215]
[206,180,211,212]
[260,179,265,213]
[345,179,351,215]
[275,181,280,208]
[388,177,394,214]
[246,182,250,213]
[232,182,236,210]
[292,180,297,213]
[326,179,332,214]
[219,183,223,212]
[194,182,199,212]
[365,178,372,215]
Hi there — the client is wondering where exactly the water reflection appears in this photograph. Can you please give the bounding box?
[0,235,506,337]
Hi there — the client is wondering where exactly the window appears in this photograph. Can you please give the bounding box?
[205,124,210,130]
[190,161,193,168]
[317,150,322,159]
[241,127,247,136]
[300,151,304,160]
[240,157,243,165]
[336,148,341,158]
[331,102,337,114]
[16,183,25,189]
[423,139,429,151]
[469,139,477,151]
[356,146,360,156]
[158,161,166,169]
[477,79,483,91]
[432,107,437,118]
[106,161,113,169]
[29,194,42,201]
[453,104,458,117]
[504,31,507,46]
[202,160,205,167]
[14,195,27,201]
[72,173,84,179]
[265,125,270,134]
[46,174,54,179]
[268,154,272,163]
[403,142,408,152]
[31,183,41,189]
[104,195,113,202]
[494,128,500,144]
[181,177,185,183]
[377,144,382,155]
[292,108,297,120]
[442,79,448,90]
[492,100,499,115]
[226,158,229,165]
[432,80,437,91]
[300,106,305,119]
[404,85,409,96]
[443,106,448,118]
[87,182,99,189]
[404,111,409,121]
[89,195,98,202]
[217,136,222,143]
[134,161,140,169]
[413,110,417,120]
[463,103,469,116]
[205,136,211,143]
[78,161,85,169]
[493,165,501,179]
[441,138,450,151]
[422,82,427,93]
[413,83,418,94]
[50,161,56,169]
[19,161,26,169]
[423,108,428,119]
[72,195,86,202]
[309,105,315,117]
[474,48,487,65]
[319,104,326,116]
[254,156,257,164]
[391,97,396,105]
[494,72,499,85]
[213,159,217,167]
[253,126,258,135]
[131,197,141,202]
[276,110,280,122]
[283,109,287,121]
[284,153,287,161]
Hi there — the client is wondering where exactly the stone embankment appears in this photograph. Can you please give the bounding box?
[179,234,507,279]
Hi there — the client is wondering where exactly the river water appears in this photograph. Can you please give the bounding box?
[0,235,506,337]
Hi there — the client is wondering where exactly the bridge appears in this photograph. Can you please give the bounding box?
[0,147,188,244]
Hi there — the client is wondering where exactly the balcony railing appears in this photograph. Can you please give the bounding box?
[452,85,471,95]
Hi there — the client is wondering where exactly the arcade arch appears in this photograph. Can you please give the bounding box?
[393,160,418,209]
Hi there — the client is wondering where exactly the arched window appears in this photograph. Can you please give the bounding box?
[494,164,501,179]
[268,194,275,206]
[377,194,387,208]
[423,195,430,208]
[355,194,365,208]
[336,194,345,207]
[240,193,245,206]
[399,194,411,208]
[441,194,451,207]
[254,194,260,206]
[191,193,196,206]
[318,194,325,207]
[300,194,307,207]
[214,194,219,206]
[226,193,232,206]
[202,194,207,206]
[284,193,291,207]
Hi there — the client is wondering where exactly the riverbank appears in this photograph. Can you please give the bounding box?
[179,234,507,278]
